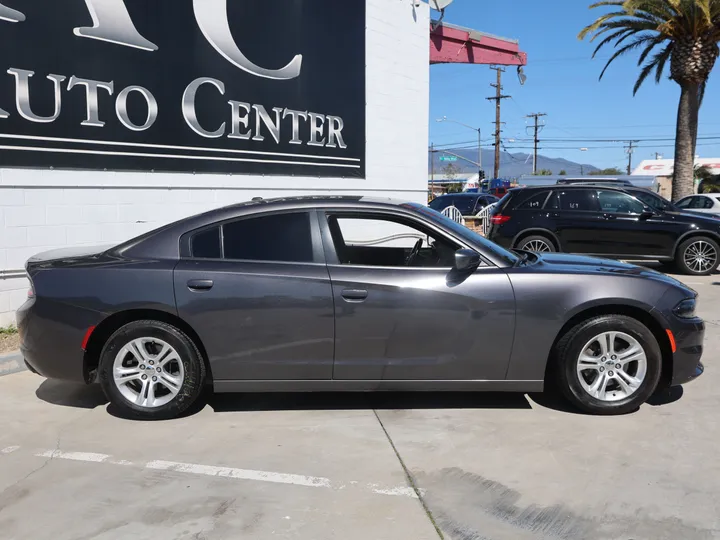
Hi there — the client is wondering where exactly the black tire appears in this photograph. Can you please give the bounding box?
[554,315,662,415]
[675,236,720,276]
[98,320,206,420]
[517,235,556,253]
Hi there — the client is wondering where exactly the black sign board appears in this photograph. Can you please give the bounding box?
[0,1,366,177]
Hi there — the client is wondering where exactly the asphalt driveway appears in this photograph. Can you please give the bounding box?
[1,269,719,540]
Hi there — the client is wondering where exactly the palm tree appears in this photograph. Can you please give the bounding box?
[579,0,720,200]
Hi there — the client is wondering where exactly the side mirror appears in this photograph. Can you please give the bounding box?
[640,207,655,220]
[454,249,481,272]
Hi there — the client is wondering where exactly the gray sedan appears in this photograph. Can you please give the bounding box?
[17,196,704,419]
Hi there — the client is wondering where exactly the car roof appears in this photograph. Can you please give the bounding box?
[511,184,635,193]
[433,193,482,198]
[113,195,419,259]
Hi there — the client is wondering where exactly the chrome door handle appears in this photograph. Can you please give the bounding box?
[341,289,368,302]
[187,279,214,291]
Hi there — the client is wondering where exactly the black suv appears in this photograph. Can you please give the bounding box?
[487,184,720,275]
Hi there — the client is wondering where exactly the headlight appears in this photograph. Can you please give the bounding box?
[673,298,697,319]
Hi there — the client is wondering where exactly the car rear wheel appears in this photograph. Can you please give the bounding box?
[676,236,719,276]
[554,315,662,415]
[99,320,206,420]
[518,235,556,253]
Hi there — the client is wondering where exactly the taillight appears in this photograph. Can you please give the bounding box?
[490,214,511,225]
[27,281,35,299]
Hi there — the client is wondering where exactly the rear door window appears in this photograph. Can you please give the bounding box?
[223,212,314,263]
[557,189,601,212]
[515,190,551,210]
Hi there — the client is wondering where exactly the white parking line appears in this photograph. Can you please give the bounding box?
[19,446,418,498]
[36,450,111,463]
[146,460,332,488]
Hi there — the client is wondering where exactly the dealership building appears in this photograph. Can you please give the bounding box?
[0,0,526,325]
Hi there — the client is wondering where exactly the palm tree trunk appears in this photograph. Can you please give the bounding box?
[672,82,700,201]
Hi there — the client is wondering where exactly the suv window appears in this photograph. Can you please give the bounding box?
[327,214,460,268]
[223,212,314,263]
[515,190,551,210]
[191,226,222,259]
[700,196,715,209]
[557,189,601,211]
[597,190,645,214]
[677,196,713,209]
[629,189,671,212]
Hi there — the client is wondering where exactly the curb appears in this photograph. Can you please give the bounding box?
[0,351,26,377]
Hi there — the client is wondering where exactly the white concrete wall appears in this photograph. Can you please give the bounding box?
[0,0,430,326]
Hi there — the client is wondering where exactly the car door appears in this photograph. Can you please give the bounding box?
[173,210,335,381]
[595,189,679,257]
[546,188,607,254]
[319,209,516,382]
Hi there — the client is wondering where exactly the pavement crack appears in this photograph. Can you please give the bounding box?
[372,409,445,540]
[0,436,60,501]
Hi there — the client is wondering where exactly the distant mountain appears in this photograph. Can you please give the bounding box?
[429,148,599,178]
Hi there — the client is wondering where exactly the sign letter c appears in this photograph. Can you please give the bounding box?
[193,0,302,80]
[0,3,25,23]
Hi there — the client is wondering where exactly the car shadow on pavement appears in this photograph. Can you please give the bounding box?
[528,385,685,415]
[207,391,533,413]
[35,379,108,409]
[647,385,684,406]
[33,381,685,419]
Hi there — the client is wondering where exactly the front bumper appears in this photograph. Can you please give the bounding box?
[667,317,705,386]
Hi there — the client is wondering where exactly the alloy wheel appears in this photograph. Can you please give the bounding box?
[576,331,647,402]
[523,239,552,252]
[684,240,718,274]
[112,338,184,408]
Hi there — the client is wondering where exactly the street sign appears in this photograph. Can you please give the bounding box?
[440,156,458,162]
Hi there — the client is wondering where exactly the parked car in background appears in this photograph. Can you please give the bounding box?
[17,196,703,419]
[429,193,499,215]
[675,194,720,216]
[488,185,720,275]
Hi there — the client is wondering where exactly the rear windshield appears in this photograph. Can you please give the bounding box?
[429,195,478,215]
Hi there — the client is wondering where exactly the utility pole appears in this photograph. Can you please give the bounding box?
[525,113,547,175]
[486,67,510,180]
[625,141,638,175]
[430,143,435,196]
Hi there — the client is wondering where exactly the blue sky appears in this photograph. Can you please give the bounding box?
[429,0,720,171]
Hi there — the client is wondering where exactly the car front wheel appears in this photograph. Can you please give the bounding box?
[676,236,719,276]
[554,315,662,415]
[99,320,206,420]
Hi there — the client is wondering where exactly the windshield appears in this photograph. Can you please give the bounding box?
[406,203,519,266]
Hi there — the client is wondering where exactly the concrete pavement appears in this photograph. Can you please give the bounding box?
[0,271,719,539]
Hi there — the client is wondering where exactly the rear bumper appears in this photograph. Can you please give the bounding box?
[17,297,96,384]
[668,317,705,386]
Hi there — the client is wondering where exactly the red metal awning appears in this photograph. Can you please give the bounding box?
[430,21,527,66]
